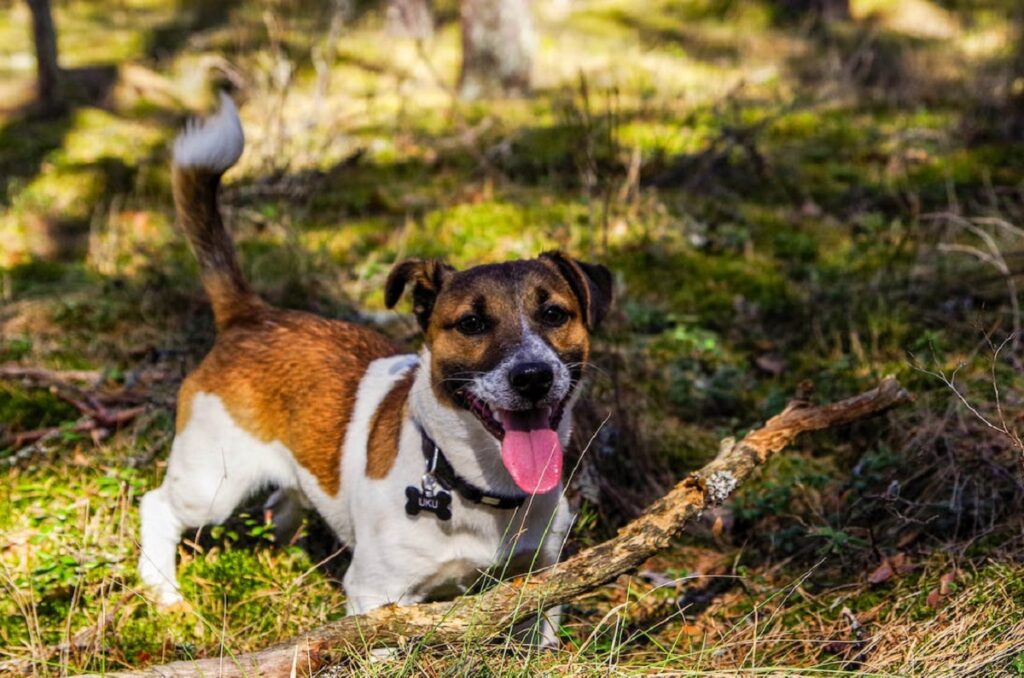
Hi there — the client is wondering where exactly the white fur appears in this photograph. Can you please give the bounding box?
[138,391,297,605]
[173,92,245,172]
[138,352,573,627]
[471,327,571,411]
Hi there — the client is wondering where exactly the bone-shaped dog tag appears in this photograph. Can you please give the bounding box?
[405,485,452,521]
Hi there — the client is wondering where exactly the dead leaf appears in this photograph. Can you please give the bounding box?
[711,514,725,539]
[868,553,909,584]
[691,550,730,576]
[868,560,894,585]
[896,529,921,548]
[939,570,956,595]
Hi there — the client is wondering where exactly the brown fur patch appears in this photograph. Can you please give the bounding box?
[365,369,417,479]
[176,307,402,495]
[173,166,265,329]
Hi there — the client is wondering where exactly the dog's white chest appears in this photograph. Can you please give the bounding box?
[340,477,569,613]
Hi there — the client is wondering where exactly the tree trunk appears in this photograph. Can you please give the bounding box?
[1008,6,1024,138]
[93,378,910,678]
[819,0,850,21]
[387,0,434,39]
[25,0,63,109]
[458,0,535,100]
[777,0,849,22]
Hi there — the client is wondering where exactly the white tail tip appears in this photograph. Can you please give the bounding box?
[173,92,245,172]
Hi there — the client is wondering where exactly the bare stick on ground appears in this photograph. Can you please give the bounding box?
[0,364,151,464]
[104,377,911,678]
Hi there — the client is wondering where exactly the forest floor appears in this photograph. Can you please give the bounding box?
[2,0,1024,674]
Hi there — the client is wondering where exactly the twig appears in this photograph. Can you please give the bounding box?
[2,407,147,466]
[0,365,103,383]
[103,377,911,677]
[914,360,1023,456]
[1,362,156,462]
[0,364,149,411]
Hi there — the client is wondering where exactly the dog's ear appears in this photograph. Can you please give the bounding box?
[385,258,455,330]
[540,251,613,330]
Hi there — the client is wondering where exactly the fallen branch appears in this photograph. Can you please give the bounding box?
[0,364,149,413]
[1,363,155,464]
[1,406,147,448]
[105,377,911,677]
[0,364,104,384]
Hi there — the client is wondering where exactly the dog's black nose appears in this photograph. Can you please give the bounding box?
[508,362,554,402]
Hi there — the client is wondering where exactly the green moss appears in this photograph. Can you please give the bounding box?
[0,383,79,437]
[610,239,793,324]
[4,260,96,294]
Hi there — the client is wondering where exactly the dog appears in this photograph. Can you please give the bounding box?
[137,94,613,633]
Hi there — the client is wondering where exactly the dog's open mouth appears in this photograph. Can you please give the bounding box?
[459,391,568,495]
[460,391,568,439]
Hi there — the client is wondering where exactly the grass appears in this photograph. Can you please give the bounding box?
[2,0,1024,674]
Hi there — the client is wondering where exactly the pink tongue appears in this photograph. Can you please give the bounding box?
[499,408,563,494]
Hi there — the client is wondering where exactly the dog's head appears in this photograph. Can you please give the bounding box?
[385,251,612,494]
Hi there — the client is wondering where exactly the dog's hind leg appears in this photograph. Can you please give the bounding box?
[138,484,186,606]
[139,430,257,608]
[138,393,295,607]
[262,487,307,544]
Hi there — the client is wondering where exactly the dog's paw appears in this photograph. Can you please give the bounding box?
[159,597,193,616]
[144,584,187,612]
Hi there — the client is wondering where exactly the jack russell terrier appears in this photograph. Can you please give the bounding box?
[138,94,613,630]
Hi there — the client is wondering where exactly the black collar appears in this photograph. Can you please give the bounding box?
[419,429,527,510]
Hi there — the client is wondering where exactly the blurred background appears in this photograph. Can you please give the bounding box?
[2,0,1024,674]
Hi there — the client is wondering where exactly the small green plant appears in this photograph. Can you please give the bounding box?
[808,526,869,556]
[0,335,32,360]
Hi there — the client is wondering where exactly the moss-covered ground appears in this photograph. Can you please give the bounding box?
[3,0,1024,674]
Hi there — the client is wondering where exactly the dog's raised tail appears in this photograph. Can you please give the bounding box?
[172,92,262,329]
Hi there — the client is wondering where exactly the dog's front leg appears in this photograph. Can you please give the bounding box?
[343,547,425,616]
[342,546,432,662]
[538,605,562,648]
[521,497,571,648]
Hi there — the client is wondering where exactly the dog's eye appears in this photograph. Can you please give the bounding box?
[540,305,569,328]
[455,314,488,335]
